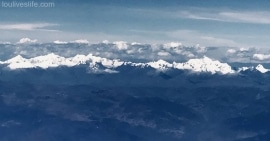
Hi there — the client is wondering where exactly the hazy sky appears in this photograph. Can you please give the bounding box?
[1,0,270,47]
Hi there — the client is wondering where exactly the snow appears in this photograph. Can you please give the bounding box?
[30,53,69,68]
[256,64,269,73]
[68,55,89,65]
[5,55,35,70]
[173,56,235,74]
[101,59,124,68]
[147,60,173,71]
[3,54,86,69]
[237,67,250,72]
[1,54,269,75]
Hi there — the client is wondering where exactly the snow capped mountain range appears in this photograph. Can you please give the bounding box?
[0,53,124,70]
[0,53,269,74]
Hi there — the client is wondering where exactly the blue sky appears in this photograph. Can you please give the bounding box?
[1,0,270,47]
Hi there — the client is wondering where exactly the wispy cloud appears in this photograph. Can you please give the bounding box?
[0,23,59,31]
[166,30,242,47]
[129,7,270,24]
[179,10,270,24]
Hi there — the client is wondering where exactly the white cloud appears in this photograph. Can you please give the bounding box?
[53,40,68,44]
[3,39,270,63]
[0,41,11,44]
[167,30,241,47]
[200,36,238,46]
[71,39,89,44]
[162,42,184,54]
[163,42,182,49]
[102,40,110,44]
[0,23,58,31]
[179,10,222,21]
[113,41,128,50]
[239,48,250,52]
[17,38,37,44]
[131,42,141,45]
[157,51,171,56]
[54,39,89,44]
[227,49,236,54]
[186,53,195,58]
[220,12,270,24]
[253,54,270,61]
[179,10,270,24]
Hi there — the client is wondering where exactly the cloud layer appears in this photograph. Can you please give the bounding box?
[1,39,270,64]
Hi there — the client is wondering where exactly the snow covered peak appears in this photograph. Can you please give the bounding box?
[173,56,235,74]
[5,55,26,63]
[237,65,270,73]
[256,64,269,73]
[36,53,62,59]
[2,54,124,71]
[146,57,234,74]
[147,59,173,71]
[237,66,250,72]
[5,55,34,70]
[69,54,90,65]
[29,53,68,69]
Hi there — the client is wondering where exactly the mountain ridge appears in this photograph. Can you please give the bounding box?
[0,53,269,74]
